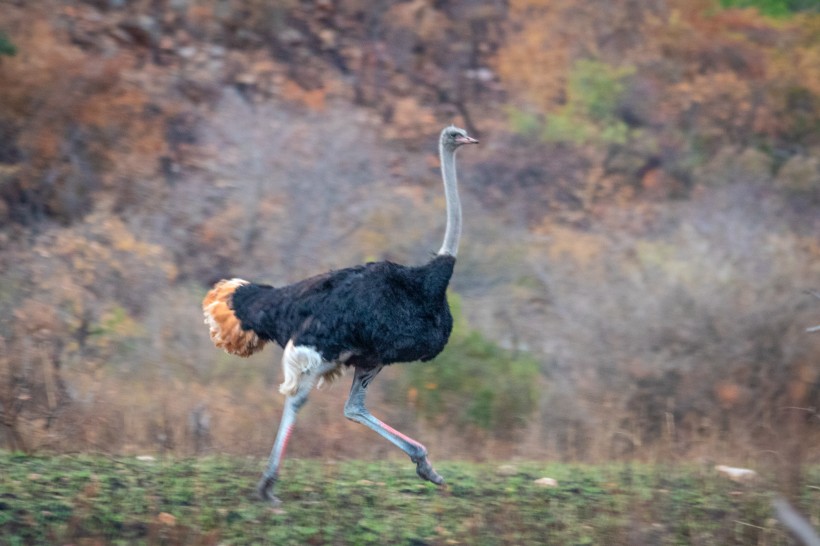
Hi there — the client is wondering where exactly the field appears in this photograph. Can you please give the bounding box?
[1,453,817,545]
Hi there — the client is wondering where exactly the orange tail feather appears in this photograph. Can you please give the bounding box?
[203,278,267,357]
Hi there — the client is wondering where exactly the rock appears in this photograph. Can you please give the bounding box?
[714,465,757,483]
[177,45,197,59]
[464,67,495,82]
[356,479,384,486]
[278,27,305,46]
[159,36,176,51]
[119,15,161,48]
[496,464,518,477]
[157,512,176,526]
[236,72,258,86]
[534,477,559,487]
[234,29,263,47]
[318,29,336,49]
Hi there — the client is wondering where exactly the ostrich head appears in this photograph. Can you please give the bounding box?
[440,125,478,152]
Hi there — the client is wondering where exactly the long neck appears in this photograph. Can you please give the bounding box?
[437,143,461,257]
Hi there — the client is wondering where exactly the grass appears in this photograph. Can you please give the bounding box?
[0,452,817,545]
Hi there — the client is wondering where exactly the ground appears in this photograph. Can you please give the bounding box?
[1,453,817,545]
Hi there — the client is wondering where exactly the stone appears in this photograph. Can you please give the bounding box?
[534,477,559,487]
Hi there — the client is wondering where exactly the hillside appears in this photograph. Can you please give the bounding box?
[0,0,818,469]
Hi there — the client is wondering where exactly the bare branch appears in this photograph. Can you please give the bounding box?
[804,289,820,301]
[773,497,820,546]
[804,290,820,332]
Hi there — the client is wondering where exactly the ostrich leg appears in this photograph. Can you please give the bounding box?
[344,366,444,485]
[258,360,339,504]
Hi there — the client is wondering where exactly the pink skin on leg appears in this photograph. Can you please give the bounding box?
[376,419,427,454]
[345,366,443,485]
[276,424,295,461]
[371,415,442,484]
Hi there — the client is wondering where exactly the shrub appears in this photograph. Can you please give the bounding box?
[400,293,540,438]
[719,0,820,18]
[507,59,636,146]
[0,32,15,57]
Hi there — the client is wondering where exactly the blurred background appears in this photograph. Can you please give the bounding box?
[0,0,818,488]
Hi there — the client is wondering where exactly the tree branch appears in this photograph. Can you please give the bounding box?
[773,497,820,546]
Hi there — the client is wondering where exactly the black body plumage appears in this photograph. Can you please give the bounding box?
[229,255,456,369]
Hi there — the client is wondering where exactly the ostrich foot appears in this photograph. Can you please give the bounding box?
[414,457,445,485]
[257,476,282,506]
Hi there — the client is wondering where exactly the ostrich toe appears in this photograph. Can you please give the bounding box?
[415,458,445,485]
[257,476,282,505]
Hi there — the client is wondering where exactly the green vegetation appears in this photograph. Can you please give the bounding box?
[543,60,635,145]
[0,32,15,57]
[719,0,820,17]
[1,453,816,545]
[1,0,818,479]
[402,294,540,434]
[509,59,636,146]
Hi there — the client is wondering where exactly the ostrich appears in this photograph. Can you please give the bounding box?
[202,125,478,503]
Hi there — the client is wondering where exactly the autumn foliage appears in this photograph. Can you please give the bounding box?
[0,0,817,470]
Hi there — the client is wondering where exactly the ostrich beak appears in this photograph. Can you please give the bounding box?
[455,135,479,145]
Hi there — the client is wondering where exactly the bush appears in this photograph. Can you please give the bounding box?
[400,293,541,438]
[508,59,636,146]
[0,32,15,57]
[719,0,820,17]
